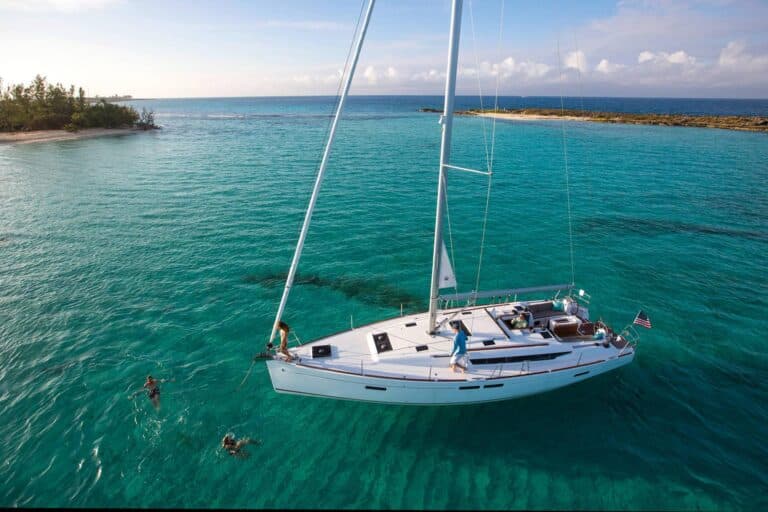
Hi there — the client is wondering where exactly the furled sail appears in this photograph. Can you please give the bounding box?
[439,242,457,289]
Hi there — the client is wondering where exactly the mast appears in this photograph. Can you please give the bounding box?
[267,0,376,348]
[428,0,463,334]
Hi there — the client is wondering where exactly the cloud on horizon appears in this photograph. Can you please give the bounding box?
[289,39,768,97]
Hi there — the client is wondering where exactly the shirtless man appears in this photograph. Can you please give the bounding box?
[133,375,172,410]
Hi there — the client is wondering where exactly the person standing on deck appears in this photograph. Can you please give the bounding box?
[277,320,293,362]
[449,321,468,373]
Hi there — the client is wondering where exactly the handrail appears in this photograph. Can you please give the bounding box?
[439,283,574,303]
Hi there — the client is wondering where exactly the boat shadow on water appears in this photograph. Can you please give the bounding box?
[241,271,426,312]
[578,215,768,243]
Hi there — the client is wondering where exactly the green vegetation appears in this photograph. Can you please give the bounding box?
[456,108,768,133]
[0,75,156,132]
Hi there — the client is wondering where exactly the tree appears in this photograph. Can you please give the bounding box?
[0,75,142,132]
[136,108,156,130]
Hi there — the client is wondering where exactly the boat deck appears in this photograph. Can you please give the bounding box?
[282,300,630,382]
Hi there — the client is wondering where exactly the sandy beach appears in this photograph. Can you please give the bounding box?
[474,112,591,122]
[0,127,141,145]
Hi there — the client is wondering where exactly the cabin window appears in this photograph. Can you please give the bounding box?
[372,333,393,353]
[470,351,570,365]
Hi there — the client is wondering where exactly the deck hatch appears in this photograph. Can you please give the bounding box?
[415,345,429,352]
[404,322,417,327]
[312,345,332,358]
[372,333,393,353]
[482,340,496,346]
[541,331,553,339]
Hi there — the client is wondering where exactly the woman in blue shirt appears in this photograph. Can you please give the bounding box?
[449,322,468,373]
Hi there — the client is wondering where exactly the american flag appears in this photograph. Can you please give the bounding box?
[633,310,652,329]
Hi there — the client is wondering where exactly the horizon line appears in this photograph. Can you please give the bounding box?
[120,94,768,101]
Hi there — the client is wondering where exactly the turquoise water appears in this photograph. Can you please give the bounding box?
[1,96,766,510]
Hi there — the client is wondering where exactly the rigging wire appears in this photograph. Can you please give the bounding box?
[241,0,370,386]
[442,171,459,299]
[556,39,577,286]
[468,0,492,171]
[472,0,505,297]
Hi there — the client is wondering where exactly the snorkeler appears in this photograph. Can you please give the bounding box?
[221,434,261,457]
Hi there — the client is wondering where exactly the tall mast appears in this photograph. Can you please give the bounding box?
[428,0,463,334]
[267,0,376,347]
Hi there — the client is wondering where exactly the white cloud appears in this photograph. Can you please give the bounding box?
[667,50,694,65]
[411,69,444,83]
[363,66,378,85]
[637,50,696,66]
[638,51,655,63]
[595,59,625,74]
[565,51,588,74]
[0,0,117,11]
[492,57,551,79]
[718,41,768,73]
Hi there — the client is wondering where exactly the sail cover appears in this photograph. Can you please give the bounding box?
[439,242,457,289]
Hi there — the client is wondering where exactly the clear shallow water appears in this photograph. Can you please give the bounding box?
[1,96,766,510]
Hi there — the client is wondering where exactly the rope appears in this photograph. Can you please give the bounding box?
[556,39,577,286]
[473,0,504,296]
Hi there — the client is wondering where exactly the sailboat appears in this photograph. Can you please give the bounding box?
[262,0,637,405]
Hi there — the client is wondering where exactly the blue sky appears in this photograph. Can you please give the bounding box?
[1,0,766,98]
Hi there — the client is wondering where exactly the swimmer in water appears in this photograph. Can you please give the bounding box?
[130,375,173,410]
[221,434,261,457]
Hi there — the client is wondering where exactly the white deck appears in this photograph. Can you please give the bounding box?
[266,299,635,404]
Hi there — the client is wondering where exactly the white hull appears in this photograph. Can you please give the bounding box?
[267,353,633,405]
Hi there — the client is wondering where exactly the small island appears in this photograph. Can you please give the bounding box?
[0,75,158,144]
[419,107,768,133]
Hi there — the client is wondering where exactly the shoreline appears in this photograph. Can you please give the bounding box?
[0,127,144,145]
[420,107,768,132]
